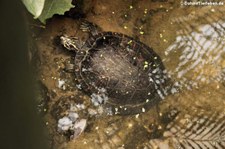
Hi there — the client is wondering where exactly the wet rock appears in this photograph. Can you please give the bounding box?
[88,108,98,116]
[57,104,87,140]
[57,79,66,89]
[72,119,87,139]
[68,112,79,122]
[58,116,73,132]
[51,95,88,121]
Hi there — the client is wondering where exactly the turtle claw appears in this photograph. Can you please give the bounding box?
[80,21,91,32]
[80,20,101,36]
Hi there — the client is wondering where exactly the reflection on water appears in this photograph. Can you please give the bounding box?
[145,6,225,149]
[165,7,225,90]
[35,1,225,149]
[149,110,225,149]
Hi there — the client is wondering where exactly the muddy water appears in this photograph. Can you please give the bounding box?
[32,0,225,149]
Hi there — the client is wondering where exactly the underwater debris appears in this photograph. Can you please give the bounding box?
[56,102,88,139]
[90,88,109,106]
[57,113,87,139]
[72,119,87,140]
[58,116,73,132]
[57,79,66,90]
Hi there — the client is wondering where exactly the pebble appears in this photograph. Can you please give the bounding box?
[73,119,87,139]
[68,112,79,122]
[88,108,98,116]
[58,116,73,132]
[58,79,65,89]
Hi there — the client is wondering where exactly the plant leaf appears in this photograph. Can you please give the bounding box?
[38,0,74,23]
[22,0,45,18]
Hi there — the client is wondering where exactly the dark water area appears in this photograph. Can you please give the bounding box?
[0,1,48,149]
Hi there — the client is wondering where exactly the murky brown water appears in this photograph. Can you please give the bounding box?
[30,0,225,149]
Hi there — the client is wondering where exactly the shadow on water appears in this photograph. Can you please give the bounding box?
[0,1,49,149]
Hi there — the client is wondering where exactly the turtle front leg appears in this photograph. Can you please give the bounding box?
[80,20,102,36]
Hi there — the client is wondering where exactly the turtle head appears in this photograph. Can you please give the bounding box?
[60,35,83,52]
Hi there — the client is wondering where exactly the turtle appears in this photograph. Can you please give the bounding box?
[60,20,172,115]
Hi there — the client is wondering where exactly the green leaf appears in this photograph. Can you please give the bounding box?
[22,0,45,18]
[38,0,74,23]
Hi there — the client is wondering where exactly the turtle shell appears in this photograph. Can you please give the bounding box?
[74,32,170,115]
